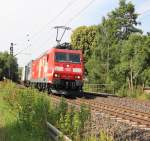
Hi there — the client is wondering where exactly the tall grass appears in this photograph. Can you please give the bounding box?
[48,97,91,140]
[0,82,51,141]
[117,86,150,100]
[83,130,113,141]
[0,81,113,141]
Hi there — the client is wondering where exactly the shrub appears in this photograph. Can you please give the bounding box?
[51,98,91,140]
[3,82,50,141]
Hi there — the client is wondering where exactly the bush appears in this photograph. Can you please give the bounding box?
[47,97,91,140]
[117,86,150,100]
[3,82,50,141]
[2,82,112,141]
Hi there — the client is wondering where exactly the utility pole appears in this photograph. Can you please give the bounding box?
[9,42,16,81]
[10,43,14,56]
[9,43,14,80]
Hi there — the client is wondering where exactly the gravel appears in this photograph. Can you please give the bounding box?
[88,95,150,113]
[82,94,150,140]
[84,111,150,141]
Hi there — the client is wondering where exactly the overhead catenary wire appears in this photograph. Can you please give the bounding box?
[138,8,150,19]
[65,0,96,26]
[29,0,96,45]
[26,0,150,43]
[36,0,97,49]
[36,0,97,50]
[29,0,77,41]
[14,0,77,56]
[15,0,97,64]
[36,0,149,50]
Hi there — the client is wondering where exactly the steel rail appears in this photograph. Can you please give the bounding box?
[100,101,150,117]
[81,99,150,118]
[50,95,150,129]
[78,99,150,127]
[78,98,150,128]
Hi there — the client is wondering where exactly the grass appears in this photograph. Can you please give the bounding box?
[117,86,150,100]
[0,81,113,141]
[83,130,113,141]
[0,81,51,141]
[0,93,6,140]
[0,82,16,140]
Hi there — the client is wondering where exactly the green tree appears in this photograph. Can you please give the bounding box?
[112,34,150,90]
[0,52,18,81]
[86,0,142,85]
[71,25,97,62]
[108,0,142,40]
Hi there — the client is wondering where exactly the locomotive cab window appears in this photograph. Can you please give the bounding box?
[69,53,80,63]
[55,52,80,63]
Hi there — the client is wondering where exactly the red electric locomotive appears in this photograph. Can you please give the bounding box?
[23,43,84,95]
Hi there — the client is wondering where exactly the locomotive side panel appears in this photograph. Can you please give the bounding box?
[36,54,48,83]
[47,50,55,83]
[31,60,39,82]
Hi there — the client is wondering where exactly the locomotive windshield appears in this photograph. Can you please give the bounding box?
[55,52,80,63]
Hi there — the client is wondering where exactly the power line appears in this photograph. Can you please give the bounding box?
[15,0,76,56]
[36,0,97,50]
[138,9,150,19]
[30,0,97,54]
[37,0,97,48]
[27,0,96,44]
[16,0,97,60]
[30,0,77,41]
[65,0,96,26]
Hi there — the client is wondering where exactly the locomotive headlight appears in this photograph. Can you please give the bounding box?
[55,66,64,71]
[73,68,81,73]
[54,73,60,78]
[77,76,81,79]
[75,75,81,79]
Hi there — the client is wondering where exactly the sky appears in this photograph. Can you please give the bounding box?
[0,0,150,67]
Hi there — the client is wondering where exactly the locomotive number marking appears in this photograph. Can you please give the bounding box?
[65,68,71,72]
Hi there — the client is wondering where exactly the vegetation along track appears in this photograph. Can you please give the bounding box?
[50,94,150,130]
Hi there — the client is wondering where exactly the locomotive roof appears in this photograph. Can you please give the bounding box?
[34,43,82,60]
[52,48,82,53]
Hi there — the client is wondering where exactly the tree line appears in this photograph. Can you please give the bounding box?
[71,0,150,94]
[0,52,18,81]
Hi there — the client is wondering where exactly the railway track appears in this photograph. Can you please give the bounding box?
[50,94,150,130]
[17,83,150,129]
[79,98,150,129]
[85,92,150,108]
[18,82,150,130]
